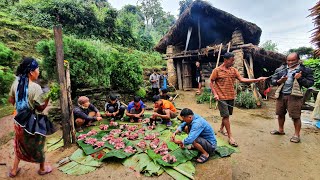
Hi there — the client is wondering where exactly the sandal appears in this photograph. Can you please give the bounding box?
[290,136,300,143]
[270,130,285,135]
[130,119,134,123]
[8,167,21,178]
[218,130,228,136]
[196,154,209,163]
[38,165,53,175]
[187,145,194,150]
[229,140,238,147]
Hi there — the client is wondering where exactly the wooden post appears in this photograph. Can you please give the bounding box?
[65,61,76,143]
[54,25,71,147]
[227,42,231,52]
[177,60,183,90]
[249,53,254,70]
[198,18,201,50]
[243,58,261,107]
[185,27,192,52]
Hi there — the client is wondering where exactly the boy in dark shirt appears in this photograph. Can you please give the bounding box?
[159,88,173,101]
[104,94,126,121]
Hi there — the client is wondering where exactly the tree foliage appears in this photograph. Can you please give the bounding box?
[260,40,278,52]
[288,46,314,58]
[0,43,18,104]
[304,58,320,89]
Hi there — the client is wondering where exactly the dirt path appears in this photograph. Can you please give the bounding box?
[0,90,319,179]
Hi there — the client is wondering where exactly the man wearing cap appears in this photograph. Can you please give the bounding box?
[73,96,102,132]
[172,108,216,163]
[209,52,266,147]
[104,94,126,121]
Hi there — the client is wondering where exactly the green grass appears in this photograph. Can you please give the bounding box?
[0,104,14,118]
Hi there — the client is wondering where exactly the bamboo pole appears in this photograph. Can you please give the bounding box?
[65,61,76,143]
[210,43,223,109]
[243,58,261,106]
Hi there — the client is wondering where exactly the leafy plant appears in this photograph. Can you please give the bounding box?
[235,89,257,109]
[196,88,213,104]
[46,82,60,102]
[135,87,147,98]
[303,58,320,89]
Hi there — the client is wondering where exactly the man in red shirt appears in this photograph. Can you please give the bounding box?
[210,52,266,147]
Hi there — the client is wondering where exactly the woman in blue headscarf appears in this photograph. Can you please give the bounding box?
[8,57,52,177]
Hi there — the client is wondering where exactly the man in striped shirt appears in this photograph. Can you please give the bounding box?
[209,52,266,147]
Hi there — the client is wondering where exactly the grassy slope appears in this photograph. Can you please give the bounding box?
[0,11,53,58]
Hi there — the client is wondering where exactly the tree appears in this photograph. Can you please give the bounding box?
[260,40,278,52]
[288,46,315,58]
[137,0,163,27]
[179,0,193,15]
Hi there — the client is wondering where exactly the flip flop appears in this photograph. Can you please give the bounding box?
[8,167,21,178]
[270,130,285,135]
[290,136,300,143]
[229,140,238,147]
[218,130,228,136]
[196,154,209,163]
[38,165,53,175]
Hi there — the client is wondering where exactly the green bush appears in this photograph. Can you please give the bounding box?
[109,51,143,92]
[304,58,320,89]
[235,89,257,109]
[135,87,147,98]
[0,42,20,68]
[36,37,113,92]
[37,36,150,93]
[0,66,15,105]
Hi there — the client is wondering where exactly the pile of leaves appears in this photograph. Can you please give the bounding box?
[59,118,236,179]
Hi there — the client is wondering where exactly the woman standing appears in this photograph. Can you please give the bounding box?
[8,57,52,177]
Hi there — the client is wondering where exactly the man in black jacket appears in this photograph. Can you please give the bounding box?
[73,96,102,132]
[270,53,314,143]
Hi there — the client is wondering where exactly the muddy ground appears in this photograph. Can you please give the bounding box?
[0,90,319,180]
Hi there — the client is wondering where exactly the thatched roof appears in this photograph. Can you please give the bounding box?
[310,1,320,56]
[155,0,262,53]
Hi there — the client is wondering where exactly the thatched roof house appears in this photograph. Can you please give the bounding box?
[310,1,320,56]
[155,0,262,53]
[154,0,285,95]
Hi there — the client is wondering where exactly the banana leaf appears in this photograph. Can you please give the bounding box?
[163,166,189,180]
[59,149,102,176]
[215,146,236,157]
[76,131,113,155]
[46,136,63,152]
[216,137,239,153]
[147,148,198,167]
[123,153,164,176]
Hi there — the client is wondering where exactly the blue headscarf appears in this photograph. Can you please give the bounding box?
[15,59,39,112]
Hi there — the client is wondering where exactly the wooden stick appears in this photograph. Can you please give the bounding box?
[65,61,76,143]
[212,43,223,109]
[227,42,231,52]
[120,101,128,108]
[243,59,261,106]
[172,94,179,101]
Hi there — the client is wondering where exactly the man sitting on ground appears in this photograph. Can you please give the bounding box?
[73,96,102,132]
[125,96,145,123]
[151,95,177,126]
[159,88,173,101]
[104,94,126,121]
[172,108,217,163]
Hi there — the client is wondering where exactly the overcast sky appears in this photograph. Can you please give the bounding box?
[109,0,317,53]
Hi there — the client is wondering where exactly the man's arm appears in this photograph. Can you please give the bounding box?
[74,108,96,121]
[137,108,145,117]
[156,109,171,119]
[89,104,101,117]
[209,69,219,100]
